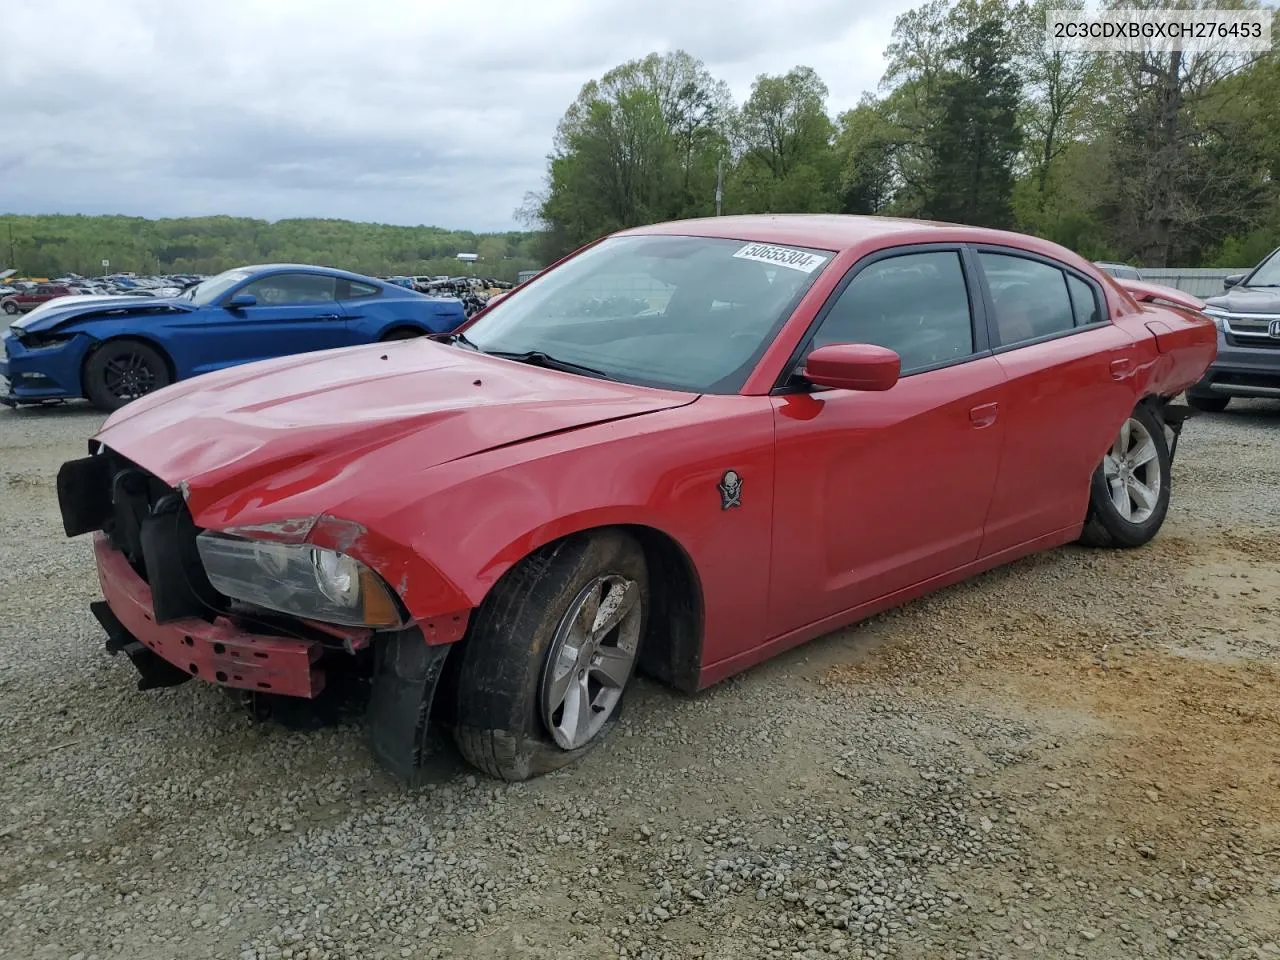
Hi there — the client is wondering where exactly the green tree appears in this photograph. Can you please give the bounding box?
[535,51,730,257]
[919,15,1023,226]
[728,67,838,213]
[0,215,542,280]
[1098,0,1273,266]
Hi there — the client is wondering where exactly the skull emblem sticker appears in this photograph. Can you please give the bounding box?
[718,470,743,510]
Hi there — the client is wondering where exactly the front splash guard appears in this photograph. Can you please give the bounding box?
[366,627,452,786]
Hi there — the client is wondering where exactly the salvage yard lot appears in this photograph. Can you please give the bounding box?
[1,403,1278,960]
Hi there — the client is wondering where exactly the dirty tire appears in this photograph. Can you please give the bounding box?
[1078,403,1172,549]
[380,327,424,341]
[451,529,648,781]
[83,339,171,411]
[1186,392,1229,413]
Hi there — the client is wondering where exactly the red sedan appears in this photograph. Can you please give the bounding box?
[57,215,1216,782]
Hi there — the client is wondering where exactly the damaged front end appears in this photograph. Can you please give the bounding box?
[56,444,455,784]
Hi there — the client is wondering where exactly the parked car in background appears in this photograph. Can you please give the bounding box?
[2,282,75,315]
[55,215,1216,783]
[1189,246,1280,411]
[1094,261,1145,281]
[1,263,468,410]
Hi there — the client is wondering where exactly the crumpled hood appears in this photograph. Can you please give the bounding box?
[12,294,193,333]
[1204,286,1280,315]
[95,339,697,522]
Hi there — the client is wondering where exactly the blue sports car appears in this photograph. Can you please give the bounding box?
[0,263,468,410]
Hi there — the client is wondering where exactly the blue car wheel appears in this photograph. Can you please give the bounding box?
[84,340,172,411]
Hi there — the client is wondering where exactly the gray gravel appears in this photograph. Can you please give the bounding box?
[2,398,1279,960]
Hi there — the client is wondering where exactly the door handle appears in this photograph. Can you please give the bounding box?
[1110,357,1133,379]
[969,402,999,428]
[314,313,340,320]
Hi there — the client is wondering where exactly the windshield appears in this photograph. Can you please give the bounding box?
[463,235,833,393]
[186,268,252,305]
[1244,249,1280,287]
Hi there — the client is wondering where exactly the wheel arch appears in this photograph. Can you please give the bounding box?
[428,521,706,727]
[80,334,177,396]
[377,322,428,341]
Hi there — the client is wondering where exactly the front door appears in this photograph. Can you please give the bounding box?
[191,272,349,374]
[768,247,1007,637]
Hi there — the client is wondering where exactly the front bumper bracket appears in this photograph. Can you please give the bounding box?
[91,600,193,691]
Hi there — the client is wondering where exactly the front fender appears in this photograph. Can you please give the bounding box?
[328,396,778,663]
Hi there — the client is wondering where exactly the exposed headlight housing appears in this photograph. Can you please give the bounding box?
[195,533,403,628]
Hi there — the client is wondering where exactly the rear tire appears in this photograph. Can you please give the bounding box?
[380,327,424,341]
[451,530,648,781]
[1078,404,1171,549]
[2,301,18,315]
[83,339,171,411]
[1186,392,1229,413]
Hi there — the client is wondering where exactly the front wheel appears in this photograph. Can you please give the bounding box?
[1,301,19,315]
[1078,404,1172,548]
[451,530,648,781]
[83,340,172,411]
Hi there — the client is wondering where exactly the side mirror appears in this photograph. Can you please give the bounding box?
[802,343,901,392]
[1223,274,1244,290]
[225,293,257,309]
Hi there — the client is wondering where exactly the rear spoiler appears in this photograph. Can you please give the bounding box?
[1114,278,1205,313]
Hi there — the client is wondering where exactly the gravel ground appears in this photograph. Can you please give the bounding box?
[2,399,1278,960]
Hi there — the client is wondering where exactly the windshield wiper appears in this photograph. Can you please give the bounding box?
[433,331,482,350]
[486,349,616,381]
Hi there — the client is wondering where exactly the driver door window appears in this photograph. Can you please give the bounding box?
[809,251,975,374]
[240,273,337,306]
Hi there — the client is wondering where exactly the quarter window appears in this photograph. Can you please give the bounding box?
[809,251,975,374]
[1067,275,1101,326]
[979,253,1075,346]
[339,279,381,300]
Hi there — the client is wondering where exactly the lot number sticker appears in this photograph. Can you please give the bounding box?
[732,242,828,273]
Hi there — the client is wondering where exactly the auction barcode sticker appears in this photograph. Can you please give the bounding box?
[733,243,828,274]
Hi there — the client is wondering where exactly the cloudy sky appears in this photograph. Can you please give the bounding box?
[1,0,914,232]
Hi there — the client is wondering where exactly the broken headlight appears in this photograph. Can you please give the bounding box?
[195,533,403,628]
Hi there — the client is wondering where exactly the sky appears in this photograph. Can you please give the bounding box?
[0,0,915,232]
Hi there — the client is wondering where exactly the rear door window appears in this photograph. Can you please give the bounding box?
[978,253,1075,347]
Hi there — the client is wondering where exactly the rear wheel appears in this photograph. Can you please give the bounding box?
[83,339,171,411]
[451,530,648,781]
[2,301,19,315]
[1186,392,1229,413]
[1078,404,1171,549]
[380,326,424,341]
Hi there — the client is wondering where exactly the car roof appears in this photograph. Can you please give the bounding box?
[620,214,1087,264]
[236,263,386,284]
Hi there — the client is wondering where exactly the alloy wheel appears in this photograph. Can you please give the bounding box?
[540,574,642,750]
[103,352,157,400]
[1102,416,1162,524]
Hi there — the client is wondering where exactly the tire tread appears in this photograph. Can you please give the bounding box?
[449,531,645,781]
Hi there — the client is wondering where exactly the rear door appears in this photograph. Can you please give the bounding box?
[768,246,1007,636]
[188,273,350,374]
[973,248,1139,556]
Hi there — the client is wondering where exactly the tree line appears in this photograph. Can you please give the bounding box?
[0,214,542,281]
[527,0,1280,269]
